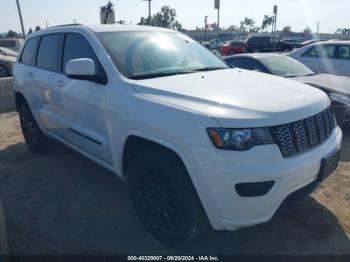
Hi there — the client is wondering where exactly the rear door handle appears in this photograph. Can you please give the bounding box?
[55,80,65,87]
[26,72,34,77]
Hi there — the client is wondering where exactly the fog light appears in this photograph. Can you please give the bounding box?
[235,181,275,197]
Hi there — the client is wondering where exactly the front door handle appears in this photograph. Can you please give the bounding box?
[55,80,65,87]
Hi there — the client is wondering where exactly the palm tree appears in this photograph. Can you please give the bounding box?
[261,15,274,33]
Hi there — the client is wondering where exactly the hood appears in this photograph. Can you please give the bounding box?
[292,73,350,96]
[133,68,330,128]
[0,47,18,58]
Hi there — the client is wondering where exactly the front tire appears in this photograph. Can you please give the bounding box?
[128,147,208,246]
[19,101,53,153]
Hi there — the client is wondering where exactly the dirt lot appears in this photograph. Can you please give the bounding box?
[0,112,349,255]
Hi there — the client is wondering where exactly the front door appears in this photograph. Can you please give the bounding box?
[54,33,113,164]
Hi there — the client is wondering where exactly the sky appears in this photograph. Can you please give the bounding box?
[0,0,349,34]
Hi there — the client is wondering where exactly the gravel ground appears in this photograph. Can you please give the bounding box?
[0,112,349,255]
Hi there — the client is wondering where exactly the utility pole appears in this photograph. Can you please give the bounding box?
[16,0,26,39]
[273,5,278,52]
[142,0,152,21]
[204,16,208,41]
[316,21,320,35]
[214,0,220,40]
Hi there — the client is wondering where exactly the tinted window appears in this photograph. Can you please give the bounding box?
[248,37,258,44]
[63,33,104,75]
[37,34,62,72]
[264,37,271,44]
[227,58,265,72]
[20,37,40,65]
[338,45,350,60]
[0,40,16,48]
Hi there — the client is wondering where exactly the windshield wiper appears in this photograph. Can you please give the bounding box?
[286,73,317,78]
[303,73,318,77]
[192,66,228,72]
[129,70,195,80]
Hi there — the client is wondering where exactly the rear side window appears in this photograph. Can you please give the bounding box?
[20,37,40,65]
[63,33,104,75]
[37,34,62,72]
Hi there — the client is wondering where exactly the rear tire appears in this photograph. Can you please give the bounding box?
[19,101,53,153]
[128,147,208,246]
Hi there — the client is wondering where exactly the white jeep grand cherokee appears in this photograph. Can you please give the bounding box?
[13,24,342,245]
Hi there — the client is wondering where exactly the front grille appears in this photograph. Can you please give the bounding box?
[272,108,335,158]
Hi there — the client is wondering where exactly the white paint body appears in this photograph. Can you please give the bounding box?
[290,41,350,77]
[13,25,342,231]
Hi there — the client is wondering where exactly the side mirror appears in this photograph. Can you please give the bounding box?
[66,58,106,84]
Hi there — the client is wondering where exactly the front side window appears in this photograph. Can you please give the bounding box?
[303,45,336,58]
[37,34,62,72]
[96,31,228,79]
[63,33,104,75]
[261,55,315,77]
[20,37,40,66]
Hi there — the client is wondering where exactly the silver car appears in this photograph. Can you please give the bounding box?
[0,47,17,78]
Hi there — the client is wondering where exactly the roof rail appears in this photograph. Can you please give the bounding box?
[46,23,83,29]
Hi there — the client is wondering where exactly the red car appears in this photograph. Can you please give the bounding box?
[219,40,246,56]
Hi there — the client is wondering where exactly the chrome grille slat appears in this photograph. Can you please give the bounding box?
[272,108,335,158]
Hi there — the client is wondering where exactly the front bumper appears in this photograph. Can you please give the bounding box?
[185,127,342,231]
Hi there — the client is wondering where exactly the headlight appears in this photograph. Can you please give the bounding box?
[329,93,350,106]
[207,128,273,150]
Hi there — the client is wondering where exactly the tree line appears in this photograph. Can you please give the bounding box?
[2,5,350,37]
[1,26,42,38]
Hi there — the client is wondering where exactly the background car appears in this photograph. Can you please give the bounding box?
[0,38,24,52]
[0,47,17,78]
[219,40,246,56]
[225,53,350,127]
[203,38,220,50]
[243,36,295,53]
[295,39,326,48]
[289,41,350,77]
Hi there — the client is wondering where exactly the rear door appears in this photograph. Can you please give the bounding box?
[32,33,66,134]
[334,45,350,76]
[14,37,41,111]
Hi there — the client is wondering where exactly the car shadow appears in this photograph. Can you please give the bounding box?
[0,142,349,255]
[340,127,350,162]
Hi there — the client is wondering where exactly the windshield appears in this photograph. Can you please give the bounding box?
[96,31,228,79]
[261,55,315,77]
